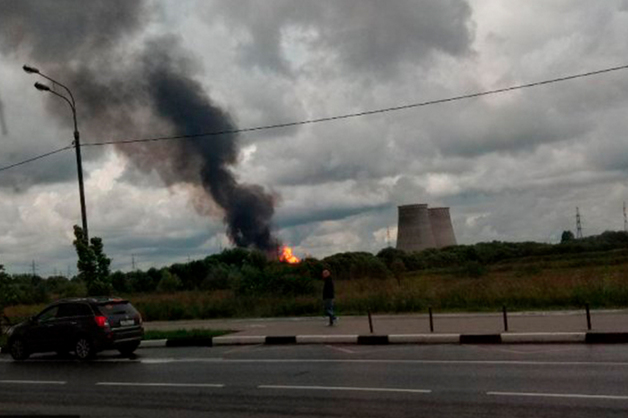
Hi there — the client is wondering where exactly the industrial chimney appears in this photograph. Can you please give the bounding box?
[429,207,457,248]
[396,204,436,252]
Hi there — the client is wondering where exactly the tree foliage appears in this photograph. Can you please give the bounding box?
[72,225,112,296]
[2,230,627,309]
[561,230,575,243]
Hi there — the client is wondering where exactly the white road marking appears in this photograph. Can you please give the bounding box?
[96,382,224,388]
[470,344,585,355]
[325,345,355,354]
[140,358,178,364]
[259,384,431,394]
[487,391,628,400]
[134,358,628,367]
[0,380,66,385]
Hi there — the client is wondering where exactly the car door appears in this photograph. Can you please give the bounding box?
[53,303,91,351]
[26,305,59,353]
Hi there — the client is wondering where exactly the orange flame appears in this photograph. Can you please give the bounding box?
[279,246,300,264]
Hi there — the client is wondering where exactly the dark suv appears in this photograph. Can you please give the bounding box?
[6,297,143,360]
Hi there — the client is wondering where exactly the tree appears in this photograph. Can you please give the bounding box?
[157,270,182,293]
[390,258,407,285]
[91,237,111,280]
[73,225,112,296]
[0,264,10,314]
[561,230,575,243]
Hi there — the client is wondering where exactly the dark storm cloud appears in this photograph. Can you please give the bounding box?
[207,0,474,77]
[0,1,278,250]
[0,0,145,60]
[0,0,147,187]
[425,98,591,158]
[277,202,389,229]
[0,150,76,190]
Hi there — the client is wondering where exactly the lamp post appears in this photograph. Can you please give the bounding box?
[24,65,89,243]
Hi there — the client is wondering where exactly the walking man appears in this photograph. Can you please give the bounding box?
[322,269,337,326]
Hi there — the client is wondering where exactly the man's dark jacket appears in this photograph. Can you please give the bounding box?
[323,276,335,299]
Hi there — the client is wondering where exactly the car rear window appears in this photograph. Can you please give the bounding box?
[97,301,138,316]
[57,303,93,318]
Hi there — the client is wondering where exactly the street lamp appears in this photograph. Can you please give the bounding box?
[24,64,89,243]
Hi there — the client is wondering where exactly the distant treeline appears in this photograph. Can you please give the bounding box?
[2,230,628,309]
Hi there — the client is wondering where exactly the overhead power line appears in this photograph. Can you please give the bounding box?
[2,63,628,173]
[84,63,628,147]
[0,145,72,173]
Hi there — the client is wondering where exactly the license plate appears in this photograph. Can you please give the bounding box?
[120,319,135,326]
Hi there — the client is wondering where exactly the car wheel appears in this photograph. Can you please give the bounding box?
[74,336,95,360]
[9,338,29,361]
[118,342,140,357]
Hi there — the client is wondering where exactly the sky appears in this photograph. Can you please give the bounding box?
[1,0,628,275]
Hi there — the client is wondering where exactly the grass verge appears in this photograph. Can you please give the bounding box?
[4,252,628,321]
[142,328,234,340]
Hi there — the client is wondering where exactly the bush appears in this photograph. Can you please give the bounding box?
[200,263,232,291]
[128,270,158,293]
[233,263,316,297]
[60,280,87,298]
[87,279,113,297]
[323,252,392,280]
[377,247,407,268]
[461,261,488,278]
[157,271,183,293]
[110,271,129,293]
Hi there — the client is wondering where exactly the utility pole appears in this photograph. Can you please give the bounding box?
[23,65,88,242]
[31,260,37,276]
[576,207,583,239]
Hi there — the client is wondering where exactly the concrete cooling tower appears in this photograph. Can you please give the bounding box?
[396,204,457,252]
[429,207,457,248]
[396,204,436,252]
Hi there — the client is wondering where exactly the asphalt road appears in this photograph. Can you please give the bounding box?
[3,344,628,417]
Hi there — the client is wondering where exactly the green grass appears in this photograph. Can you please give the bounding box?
[142,328,233,340]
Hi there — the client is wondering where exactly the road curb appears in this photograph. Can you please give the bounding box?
[501,332,586,343]
[585,332,628,344]
[136,332,628,348]
[139,339,167,348]
[460,334,502,344]
[4,332,627,353]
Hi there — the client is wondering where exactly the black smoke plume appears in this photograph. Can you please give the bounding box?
[0,1,277,250]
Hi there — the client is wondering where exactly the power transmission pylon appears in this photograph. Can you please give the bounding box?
[576,207,583,239]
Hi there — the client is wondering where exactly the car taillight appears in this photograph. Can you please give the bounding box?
[94,315,109,328]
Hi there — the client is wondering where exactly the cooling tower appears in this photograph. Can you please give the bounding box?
[429,207,457,248]
[396,204,436,252]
